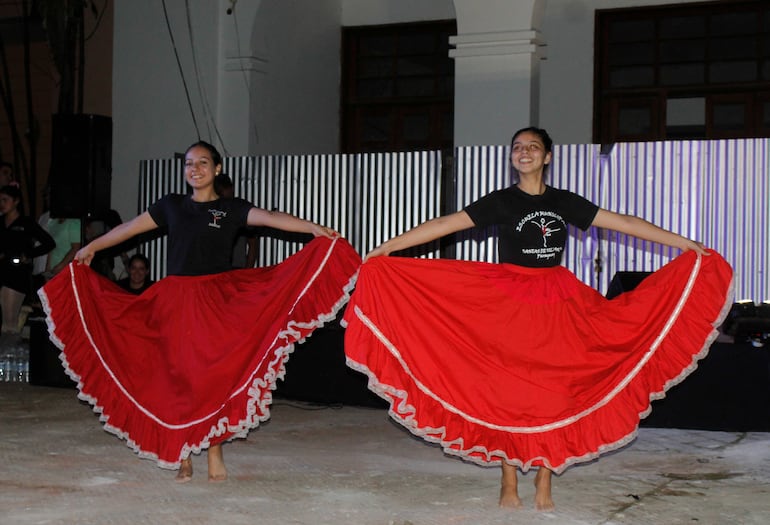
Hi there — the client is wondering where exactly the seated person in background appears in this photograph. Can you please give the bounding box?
[84,211,131,281]
[85,218,116,280]
[117,253,155,295]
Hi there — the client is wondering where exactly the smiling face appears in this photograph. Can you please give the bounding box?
[128,258,149,287]
[184,145,221,190]
[510,131,552,177]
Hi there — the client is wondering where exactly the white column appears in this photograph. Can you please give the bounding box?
[450,0,546,146]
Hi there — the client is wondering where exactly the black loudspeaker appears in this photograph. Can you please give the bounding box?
[641,342,770,431]
[274,318,386,408]
[606,271,652,299]
[49,114,112,219]
[28,318,75,388]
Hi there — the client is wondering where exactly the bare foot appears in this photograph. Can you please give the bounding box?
[175,458,193,484]
[534,468,555,511]
[207,444,227,483]
[499,462,523,508]
[499,483,524,508]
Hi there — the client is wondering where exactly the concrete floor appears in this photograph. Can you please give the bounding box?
[2,381,769,525]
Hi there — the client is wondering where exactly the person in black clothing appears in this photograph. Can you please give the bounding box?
[0,185,55,337]
[348,127,729,511]
[117,253,154,294]
[64,141,345,484]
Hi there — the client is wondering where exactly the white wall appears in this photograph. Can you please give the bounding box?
[249,0,341,155]
[112,0,714,221]
[112,0,220,221]
[341,0,455,26]
[539,0,709,145]
[112,0,342,221]
[450,0,546,147]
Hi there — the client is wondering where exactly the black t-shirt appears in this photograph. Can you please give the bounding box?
[464,185,599,267]
[0,215,56,263]
[117,277,155,295]
[148,194,253,276]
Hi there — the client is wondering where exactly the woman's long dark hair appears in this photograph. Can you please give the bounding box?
[185,140,223,167]
[0,184,24,214]
[511,126,553,153]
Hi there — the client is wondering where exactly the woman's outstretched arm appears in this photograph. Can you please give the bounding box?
[75,212,159,265]
[365,211,475,261]
[591,209,707,254]
[246,208,337,238]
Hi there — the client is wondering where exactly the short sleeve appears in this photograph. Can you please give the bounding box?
[463,190,507,228]
[561,192,599,231]
[232,198,253,226]
[147,195,171,228]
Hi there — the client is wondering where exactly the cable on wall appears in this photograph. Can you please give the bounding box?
[160,0,201,140]
[84,0,110,41]
[230,0,261,146]
[184,0,229,155]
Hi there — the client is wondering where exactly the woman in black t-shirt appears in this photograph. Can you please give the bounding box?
[343,127,732,511]
[0,185,55,339]
[41,141,360,483]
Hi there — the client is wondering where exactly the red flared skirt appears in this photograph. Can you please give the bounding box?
[39,236,361,469]
[342,250,733,474]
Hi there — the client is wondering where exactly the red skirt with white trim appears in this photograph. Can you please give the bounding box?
[39,236,361,469]
[342,250,733,474]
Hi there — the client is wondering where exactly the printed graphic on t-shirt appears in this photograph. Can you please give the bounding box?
[208,209,227,229]
[516,211,566,261]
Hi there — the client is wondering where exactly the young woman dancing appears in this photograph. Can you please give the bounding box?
[40,141,360,482]
[343,127,733,510]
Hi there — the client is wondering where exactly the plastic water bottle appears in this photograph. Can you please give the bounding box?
[5,355,16,382]
[18,357,28,382]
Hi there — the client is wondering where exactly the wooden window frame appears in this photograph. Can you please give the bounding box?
[594,0,770,143]
[341,20,456,153]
